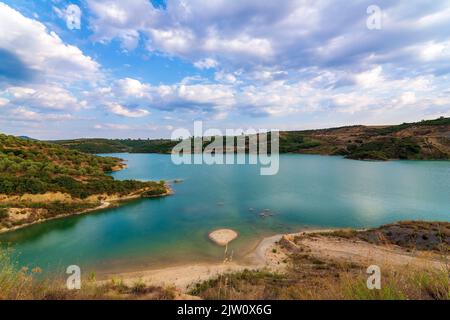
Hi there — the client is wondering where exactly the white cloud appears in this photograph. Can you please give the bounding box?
[419,41,450,61]
[214,71,237,84]
[114,78,150,97]
[94,78,235,116]
[4,107,74,122]
[0,97,9,107]
[3,85,82,110]
[194,58,218,69]
[2,1,450,137]
[400,92,417,105]
[0,3,99,82]
[148,28,196,55]
[355,66,384,88]
[88,0,158,50]
[94,123,130,130]
[203,34,273,59]
[106,102,150,117]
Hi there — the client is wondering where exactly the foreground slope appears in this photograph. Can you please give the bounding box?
[190,221,449,300]
[0,134,169,232]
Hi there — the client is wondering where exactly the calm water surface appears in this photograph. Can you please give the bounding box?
[1,154,449,274]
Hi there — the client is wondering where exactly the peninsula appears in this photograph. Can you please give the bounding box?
[0,134,170,233]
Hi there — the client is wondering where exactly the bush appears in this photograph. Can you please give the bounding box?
[0,208,8,220]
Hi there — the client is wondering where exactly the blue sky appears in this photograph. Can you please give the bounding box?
[0,0,449,139]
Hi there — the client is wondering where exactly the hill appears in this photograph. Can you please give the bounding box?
[281,117,450,160]
[52,138,177,154]
[50,117,450,160]
[0,134,169,232]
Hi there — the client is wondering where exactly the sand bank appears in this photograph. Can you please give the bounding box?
[208,229,238,246]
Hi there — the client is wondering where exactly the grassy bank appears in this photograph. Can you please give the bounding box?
[190,265,449,300]
[0,248,176,300]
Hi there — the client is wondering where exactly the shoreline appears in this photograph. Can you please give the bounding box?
[98,229,325,290]
[0,186,173,235]
[99,225,448,292]
[99,232,284,290]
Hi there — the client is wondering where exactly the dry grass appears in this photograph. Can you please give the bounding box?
[0,248,176,300]
[190,231,449,301]
[190,255,449,300]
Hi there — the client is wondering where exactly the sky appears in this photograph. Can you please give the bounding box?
[0,0,449,139]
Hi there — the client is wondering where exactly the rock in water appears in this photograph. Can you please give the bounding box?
[208,229,238,246]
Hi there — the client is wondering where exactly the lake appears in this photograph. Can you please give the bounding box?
[1,154,449,275]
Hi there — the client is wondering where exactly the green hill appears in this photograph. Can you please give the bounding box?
[52,138,178,154]
[50,117,450,160]
[0,134,168,232]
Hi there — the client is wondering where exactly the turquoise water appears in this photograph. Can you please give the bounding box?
[1,154,449,274]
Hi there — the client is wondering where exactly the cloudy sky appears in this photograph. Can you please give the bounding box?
[0,0,449,139]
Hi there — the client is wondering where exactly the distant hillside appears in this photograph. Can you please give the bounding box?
[50,117,450,160]
[0,134,168,232]
[52,138,177,154]
[281,116,450,160]
[16,136,37,141]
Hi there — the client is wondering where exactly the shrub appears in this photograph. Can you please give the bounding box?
[0,208,8,220]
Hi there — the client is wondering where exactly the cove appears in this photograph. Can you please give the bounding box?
[0,154,449,275]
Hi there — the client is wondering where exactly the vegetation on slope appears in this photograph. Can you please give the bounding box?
[190,264,449,300]
[50,117,450,161]
[279,116,450,160]
[53,138,178,154]
[0,134,168,231]
[316,221,450,252]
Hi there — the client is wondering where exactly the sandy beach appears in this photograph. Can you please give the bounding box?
[101,227,447,293]
[101,232,284,291]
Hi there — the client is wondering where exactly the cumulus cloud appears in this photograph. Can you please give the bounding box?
[87,77,235,117]
[1,1,450,137]
[3,85,84,111]
[2,106,74,122]
[80,0,450,123]
[85,1,450,75]
[106,102,150,118]
[214,71,237,84]
[0,3,99,82]
[194,58,218,70]
[87,0,158,50]
[114,78,150,98]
